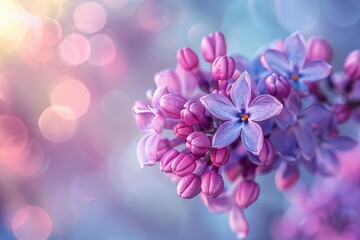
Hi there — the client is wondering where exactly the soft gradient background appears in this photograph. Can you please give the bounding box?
[0,0,359,239]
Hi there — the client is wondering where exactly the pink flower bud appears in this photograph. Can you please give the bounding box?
[210,148,230,167]
[275,163,299,191]
[201,32,226,62]
[186,131,210,155]
[306,37,333,62]
[332,104,351,124]
[235,180,260,208]
[201,171,224,198]
[344,50,360,81]
[258,139,274,165]
[173,122,193,139]
[171,153,196,177]
[159,93,186,118]
[159,150,179,173]
[265,73,291,99]
[177,47,199,70]
[177,173,201,199]
[180,100,208,126]
[212,56,235,80]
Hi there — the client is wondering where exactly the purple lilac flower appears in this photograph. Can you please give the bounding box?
[201,71,283,154]
[132,31,360,239]
[262,32,332,91]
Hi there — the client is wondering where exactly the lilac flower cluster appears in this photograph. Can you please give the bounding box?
[132,31,360,238]
[272,178,360,240]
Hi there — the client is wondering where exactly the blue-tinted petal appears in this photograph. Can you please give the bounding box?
[290,80,309,92]
[325,136,356,151]
[303,158,317,175]
[274,107,297,129]
[200,94,238,120]
[284,32,306,69]
[300,60,332,82]
[263,49,291,77]
[213,120,242,148]
[316,148,339,176]
[300,104,331,125]
[293,124,316,160]
[270,128,297,154]
[286,90,302,115]
[241,121,263,155]
[230,71,252,110]
[248,95,283,122]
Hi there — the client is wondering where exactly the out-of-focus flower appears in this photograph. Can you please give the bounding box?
[306,37,333,63]
[344,50,360,81]
[262,32,332,91]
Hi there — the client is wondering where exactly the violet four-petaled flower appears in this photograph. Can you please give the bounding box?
[200,71,283,154]
[263,32,332,91]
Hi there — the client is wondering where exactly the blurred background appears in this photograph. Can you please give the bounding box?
[0,0,359,239]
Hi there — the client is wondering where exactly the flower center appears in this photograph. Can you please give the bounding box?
[240,113,249,122]
[291,74,299,81]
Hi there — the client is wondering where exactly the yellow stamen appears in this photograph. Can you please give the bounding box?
[291,74,299,81]
[241,114,249,122]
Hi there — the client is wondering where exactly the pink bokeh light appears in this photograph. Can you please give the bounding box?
[50,78,91,119]
[58,33,91,66]
[38,106,77,143]
[88,34,116,66]
[0,115,29,160]
[12,205,52,240]
[73,1,107,34]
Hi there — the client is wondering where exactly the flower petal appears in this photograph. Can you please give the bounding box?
[200,193,230,214]
[241,121,263,155]
[300,104,331,126]
[270,128,297,154]
[286,90,302,115]
[248,95,283,122]
[213,120,242,148]
[284,32,306,69]
[316,148,339,176]
[230,71,252,110]
[303,158,317,175]
[151,86,169,109]
[274,107,297,129]
[136,133,156,167]
[325,136,356,151]
[300,60,332,82]
[132,101,154,132]
[145,132,161,164]
[229,205,249,239]
[263,49,291,77]
[293,124,316,160]
[200,94,238,120]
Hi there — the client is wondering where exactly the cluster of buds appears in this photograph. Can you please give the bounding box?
[132,31,359,238]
